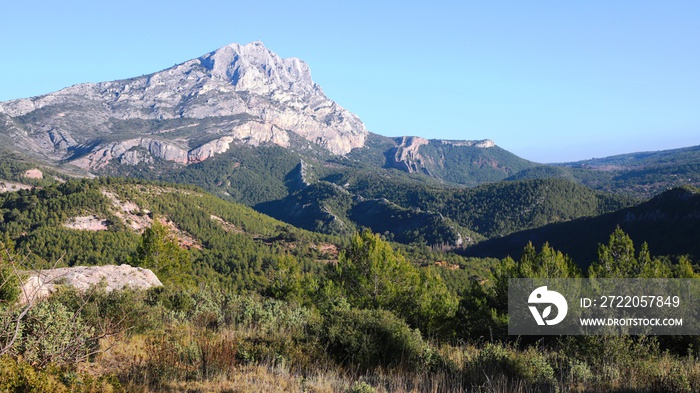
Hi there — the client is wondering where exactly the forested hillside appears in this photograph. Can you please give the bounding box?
[89,142,633,245]
[0,178,486,287]
[336,177,635,238]
[465,185,700,268]
[2,188,699,391]
[506,145,700,199]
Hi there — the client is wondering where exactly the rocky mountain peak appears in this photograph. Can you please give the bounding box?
[200,41,317,96]
[0,41,368,169]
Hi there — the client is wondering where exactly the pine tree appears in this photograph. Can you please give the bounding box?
[589,226,638,278]
[133,219,192,286]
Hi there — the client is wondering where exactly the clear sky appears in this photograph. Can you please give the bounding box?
[1,1,698,163]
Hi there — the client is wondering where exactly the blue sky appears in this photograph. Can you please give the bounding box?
[1,1,698,163]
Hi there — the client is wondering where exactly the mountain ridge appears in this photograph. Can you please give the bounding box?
[0,41,368,169]
[1,41,699,240]
[464,186,700,267]
[1,41,697,186]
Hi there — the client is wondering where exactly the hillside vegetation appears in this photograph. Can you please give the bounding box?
[465,185,700,268]
[337,177,635,238]
[1,201,699,391]
[79,139,638,245]
[505,145,700,199]
[2,38,700,392]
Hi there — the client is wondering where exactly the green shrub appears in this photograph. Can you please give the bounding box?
[650,365,692,393]
[18,299,96,368]
[223,294,314,338]
[467,343,556,390]
[468,343,511,380]
[512,347,556,387]
[567,359,593,385]
[322,307,433,370]
[349,380,376,393]
[0,240,21,305]
[0,355,123,392]
[0,355,67,392]
[53,285,162,336]
[0,264,20,305]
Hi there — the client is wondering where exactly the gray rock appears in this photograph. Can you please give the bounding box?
[0,41,368,171]
[20,264,163,304]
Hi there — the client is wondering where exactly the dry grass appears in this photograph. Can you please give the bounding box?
[77,332,700,393]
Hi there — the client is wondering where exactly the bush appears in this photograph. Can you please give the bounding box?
[468,343,511,380]
[567,359,593,386]
[0,355,67,392]
[18,299,96,368]
[650,365,692,393]
[512,347,556,387]
[349,381,376,393]
[322,307,433,370]
[467,343,556,390]
[0,263,20,304]
[0,355,123,392]
[223,294,314,338]
[53,285,163,336]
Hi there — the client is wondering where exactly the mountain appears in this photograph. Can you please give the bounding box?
[1,41,697,244]
[0,40,534,186]
[560,145,700,198]
[560,145,700,169]
[0,41,546,240]
[378,136,535,186]
[464,186,700,267]
[0,41,367,168]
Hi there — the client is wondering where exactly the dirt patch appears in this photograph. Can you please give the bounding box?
[434,261,460,270]
[22,168,43,179]
[210,215,244,234]
[0,180,32,193]
[159,217,202,250]
[64,215,110,231]
[316,243,339,259]
[102,190,152,231]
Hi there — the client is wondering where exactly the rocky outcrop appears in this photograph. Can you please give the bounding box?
[187,121,290,163]
[439,139,495,148]
[64,215,110,231]
[20,264,162,304]
[70,138,188,169]
[0,41,368,171]
[388,136,431,173]
[22,168,43,179]
[68,119,292,169]
[386,137,501,178]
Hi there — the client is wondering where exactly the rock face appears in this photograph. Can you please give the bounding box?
[20,264,162,304]
[0,41,368,171]
[390,136,430,173]
[387,136,497,175]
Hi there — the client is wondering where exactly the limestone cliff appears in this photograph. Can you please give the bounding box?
[387,136,498,177]
[0,42,368,171]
